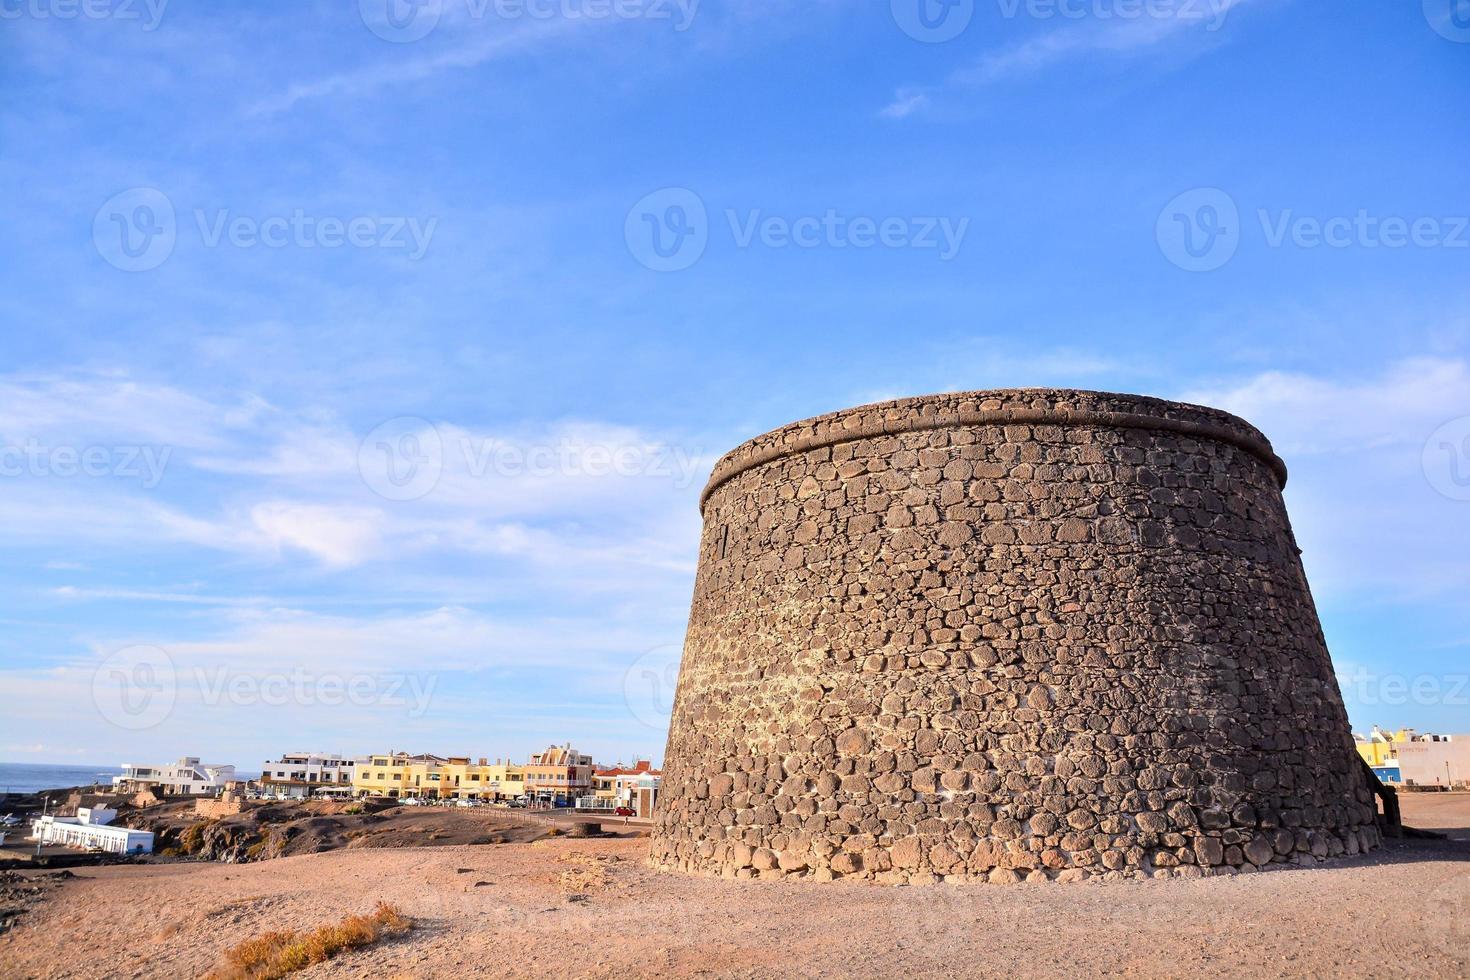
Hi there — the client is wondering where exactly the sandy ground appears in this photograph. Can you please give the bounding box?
[2,796,1467,979]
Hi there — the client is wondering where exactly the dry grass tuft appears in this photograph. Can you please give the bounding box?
[205,902,413,980]
[554,851,612,893]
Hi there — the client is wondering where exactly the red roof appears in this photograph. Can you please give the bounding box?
[595,760,660,777]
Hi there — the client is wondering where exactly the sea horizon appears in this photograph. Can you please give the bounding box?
[0,762,262,795]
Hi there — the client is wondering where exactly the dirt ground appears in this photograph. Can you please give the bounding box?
[1,795,1467,979]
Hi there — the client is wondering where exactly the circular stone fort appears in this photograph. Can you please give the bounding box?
[650,388,1380,883]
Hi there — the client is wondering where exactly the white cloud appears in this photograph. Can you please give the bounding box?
[884,0,1265,117]
[248,15,586,117]
[51,586,270,607]
[249,501,386,567]
[879,87,931,120]
[1181,357,1470,604]
[0,373,245,449]
[1181,357,1470,456]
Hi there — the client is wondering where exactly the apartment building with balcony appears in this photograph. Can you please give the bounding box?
[259,753,359,799]
[351,752,449,799]
[523,743,594,805]
[112,757,236,796]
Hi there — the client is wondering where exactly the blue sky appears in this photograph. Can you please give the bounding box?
[1,0,1467,770]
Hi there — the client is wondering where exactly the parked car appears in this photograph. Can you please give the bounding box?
[614,806,635,817]
[400,797,424,806]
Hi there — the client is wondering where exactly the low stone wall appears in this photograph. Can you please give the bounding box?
[194,797,256,820]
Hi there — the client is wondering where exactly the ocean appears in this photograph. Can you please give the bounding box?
[0,762,124,795]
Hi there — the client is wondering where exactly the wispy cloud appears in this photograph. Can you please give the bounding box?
[247,15,589,117]
[1182,357,1470,603]
[879,87,930,120]
[1181,357,1470,456]
[882,0,1264,118]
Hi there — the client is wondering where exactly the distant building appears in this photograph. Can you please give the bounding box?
[439,759,525,802]
[524,744,594,805]
[113,757,236,796]
[1354,726,1469,788]
[352,752,449,799]
[259,753,358,799]
[352,746,596,803]
[31,806,153,855]
[590,760,661,817]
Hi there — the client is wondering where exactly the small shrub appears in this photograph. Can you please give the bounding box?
[180,821,212,854]
[205,902,412,980]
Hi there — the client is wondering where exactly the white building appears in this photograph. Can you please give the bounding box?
[31,807,153,855]
[113,757,236,796]
[585,760,662,817]
[1393,734,1470,789]
[260,753,359,799]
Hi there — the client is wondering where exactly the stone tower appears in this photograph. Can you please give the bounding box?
[650,389,1378,883]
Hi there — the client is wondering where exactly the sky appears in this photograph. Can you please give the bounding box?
[0,0,1467,771]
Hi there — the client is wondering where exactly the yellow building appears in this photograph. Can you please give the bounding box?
[440,759,525,801]
[1355,727,1414,769]
[353,753,527,801]
[352,752,449,799]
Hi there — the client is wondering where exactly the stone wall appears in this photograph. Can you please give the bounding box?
[651,389,1378,883]
[194,793,255,820]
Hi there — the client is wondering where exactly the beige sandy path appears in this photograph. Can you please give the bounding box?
[2,803,1467,979]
